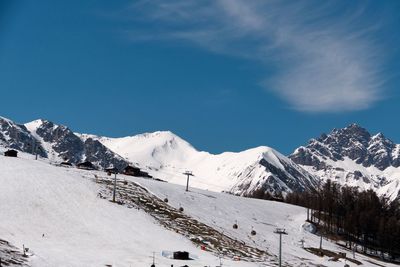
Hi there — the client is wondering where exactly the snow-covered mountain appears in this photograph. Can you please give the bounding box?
[24,119,129,169]
[0,116,47,157]
[83,131,319,196]
[290,124,400,200]
[4,115,400,200]
[15,115,400,200]
[0,115,318,196]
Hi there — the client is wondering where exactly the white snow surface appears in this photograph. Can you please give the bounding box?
[0,150,395,267]
[0,152,251,267]
[80,131,310,194]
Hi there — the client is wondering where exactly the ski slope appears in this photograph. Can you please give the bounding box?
[129,176,399,267]
[0,153,253,267]
[0,151,396,266]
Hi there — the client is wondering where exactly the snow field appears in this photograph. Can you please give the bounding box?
[1,153,397,266]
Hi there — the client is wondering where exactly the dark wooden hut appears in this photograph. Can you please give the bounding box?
[123,165,153,178]
[173,251,190,260]
[140,171,153,178]
[60,161,73,167]
[77,161,96,170]
[123,165,141,176]
[105,166,119,175]
[4,149,18,157]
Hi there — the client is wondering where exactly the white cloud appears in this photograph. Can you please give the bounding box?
[125,0,385,112]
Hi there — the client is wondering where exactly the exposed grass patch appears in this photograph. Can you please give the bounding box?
[305,247,362,265]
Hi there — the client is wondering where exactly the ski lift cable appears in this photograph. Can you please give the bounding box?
[117,161,233,191]
[140,167,229,190]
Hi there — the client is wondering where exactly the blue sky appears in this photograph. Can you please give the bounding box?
[1,0,400,154]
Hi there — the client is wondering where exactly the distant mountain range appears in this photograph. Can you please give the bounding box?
[290,124,400,201]
[1,115,400,200]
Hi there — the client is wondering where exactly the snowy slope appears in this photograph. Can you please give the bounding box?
[82,131,318,196]
[0,151,255,267]
[0,152,394,267]
[131,176,398,267]
[82,131,198,169]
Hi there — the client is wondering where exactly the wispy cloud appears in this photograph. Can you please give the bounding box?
[123,0,386,112]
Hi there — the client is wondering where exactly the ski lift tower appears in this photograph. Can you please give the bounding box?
[274,228,288,267]
[183,171,194,192]
[106,165,118,202]
[150,252,156,267]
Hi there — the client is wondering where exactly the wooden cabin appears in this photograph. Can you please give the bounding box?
[77,161,96,170]
[60,161,73,167]
[140,171,153,178]
[123,165,141,176]
[123,165,153,178]
[4,149,18,157]
[105,166,119,175]
[173,251,190,260]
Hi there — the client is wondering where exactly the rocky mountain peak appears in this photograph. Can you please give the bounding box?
[291,124,399,171]
[329,123,370,145]
[0,117,47,157]
[24,118,129,169]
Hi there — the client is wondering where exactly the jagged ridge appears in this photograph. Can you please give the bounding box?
[290,123,400,200]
